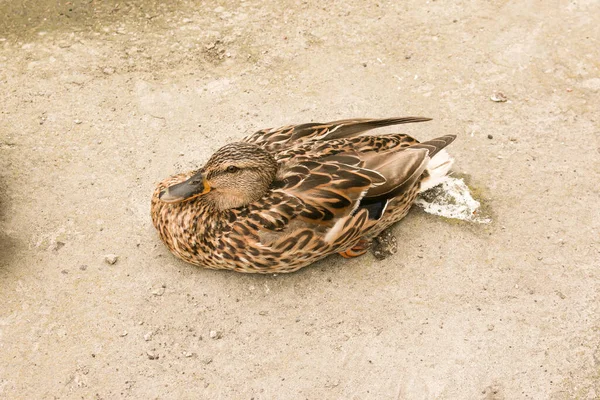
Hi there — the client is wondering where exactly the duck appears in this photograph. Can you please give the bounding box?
[151,117,456,273]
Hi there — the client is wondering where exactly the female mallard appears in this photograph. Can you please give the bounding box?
[151,117,456,273]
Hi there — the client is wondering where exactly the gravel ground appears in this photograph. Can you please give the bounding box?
[0,0,599,399]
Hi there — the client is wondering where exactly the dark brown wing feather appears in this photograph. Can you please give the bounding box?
[243,117,432,151]
[278,159,383,223]
[408,135,456,158]
[225,158,382,238]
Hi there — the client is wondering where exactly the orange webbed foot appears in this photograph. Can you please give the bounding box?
[338,239,371,258]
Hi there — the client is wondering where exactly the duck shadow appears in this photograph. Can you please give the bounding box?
[0,173,18,272]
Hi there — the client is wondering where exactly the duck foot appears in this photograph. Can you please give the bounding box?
[371,228,397,260]
[338,239,371,258]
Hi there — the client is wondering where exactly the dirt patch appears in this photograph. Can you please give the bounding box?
[1,0,599,399]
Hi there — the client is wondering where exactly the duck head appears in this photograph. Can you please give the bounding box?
[159,142,278,210]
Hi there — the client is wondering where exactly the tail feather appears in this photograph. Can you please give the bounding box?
[418,135,457,192]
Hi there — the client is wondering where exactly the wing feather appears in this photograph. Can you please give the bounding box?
[243,117,431,151]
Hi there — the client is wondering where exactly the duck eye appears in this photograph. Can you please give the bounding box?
[226,165,239,173]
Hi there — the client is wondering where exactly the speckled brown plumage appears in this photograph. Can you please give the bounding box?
[151,117,456,273]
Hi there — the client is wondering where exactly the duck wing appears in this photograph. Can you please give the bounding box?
[220,158,385,271]
[242,117,431,151]
[275,133,456,220]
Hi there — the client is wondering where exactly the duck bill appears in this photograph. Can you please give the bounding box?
[159,172,211,203]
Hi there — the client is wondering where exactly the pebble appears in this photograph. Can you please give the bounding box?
[120,331,128,337]
[146,350,159,360]
[209,330,222,339]
[79,265,88,271]
[490,92,508,102]
[144,331,154,341]
[487,134,493,139]
[51,241,65,251]
[487,324,495,331]
[74,119,82,124]
[202,357,213,365]
[104,254,118,265]
[103,67,115,75]
[325,379,340,388]
[183,351,194,358]
[152,284,167,296]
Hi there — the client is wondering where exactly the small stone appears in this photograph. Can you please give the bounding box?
[146,350,158,360]
[202,357,213,365]
[183,351,194,358]
[74,119,82,125]
[258,311,268,316]
[104,254,118,265]
[209,330,222,339]
[556,291,566,299]
[325,379,340,388]
[144,331,153,341]
[509,137,518,142]
[152,284,166,296]
[51,241,65,251]
[490,92,508,102]
[120,331,128,337]
[79,265,88,271]
[61,269,69,274]
[103,67,115,75]
[487,134,493,139]
[487,324,495,331]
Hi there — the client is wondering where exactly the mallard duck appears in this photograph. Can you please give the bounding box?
[151,117,456,273]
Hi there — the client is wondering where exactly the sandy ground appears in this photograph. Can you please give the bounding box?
[1,0,599,399]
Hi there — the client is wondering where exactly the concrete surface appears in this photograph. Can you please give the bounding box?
[0,0,599,398]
